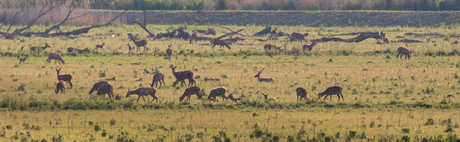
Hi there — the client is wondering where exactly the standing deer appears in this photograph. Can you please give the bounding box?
[179,86,203,102]
[96,84,114,99]
[94,43,105,51]
[226,93,242,102]
[30,43,50,53]
[46,53,65,64]
[211,39,231,49]
[55,80,66,94]
[302,40,318,52]
[290,32,308,42]
[56,68,73,89]
[166,44,172,58]
[171,66,195,87]
[127,43,133,53]
[150,73,165,88]
[296,87,308,101]
[318,86,344,102]
[254,68,274,82]
[126,88,158,103]
[128,34,147,52]
[89,81,109,94]
[397,47,411,60]
[262,93,275,100]
[19,56,27,64]
[207,87,227,101]
[190,31,198,44]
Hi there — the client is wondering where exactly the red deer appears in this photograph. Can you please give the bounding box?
[262,93,275,100]
[397,47,411,60]
[128,34,147,52]
[226,93,242,102]
[55,80,66,94]
[179,86,203,102]
[126,87,158,103]
[296,87,308,101]
[19,56,27,64]
[171,66,195,87]
[264,44,281,50]
[211,39,231,49]
[46,53,65,64]
[56,68,73,89]
[30,43,50,53]
[94,43,105,51]
[89,81,109,94]
[190,31,198,44]
[302,40,318,52]
[318,86,344,102]
[150,73,165,88]
[127,43,133,53]
[96,84,114,99]
[254,68,274,82]
[166,44,172,58]
[207,87,227,101]
[67,47,90,54]
[290,32,308,42]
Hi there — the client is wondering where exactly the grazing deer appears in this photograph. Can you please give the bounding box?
[254,68,274,82]
[150,73,165,88]
[55,80,66,94]
[126,88,158,103]
[127,43,133,53]
[171,66,195,87]
[19,56,27,64]
[290,32,308,42]
[96,84,114,99]
[46,53,65,64]
[89,81,109,94]
[302,40,318,52]
[128,34,147,52]
[397,47,411,60]
[318,86,344,102]
[190,31,198,44]
[30,43,50,53]
[56,68,73,89]
[179,86,203,102]
[226,93,242,102]
[262,93,275,100]
[296,87,308,101]
[211,39,231,49]
[207,87,227,101]
[94,43,105,51]
[166,44,172,58]
[264,44,281,50]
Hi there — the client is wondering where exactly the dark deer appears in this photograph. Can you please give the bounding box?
[207,87,227,101]
[262,93,275,100]
[19,56,27,64]
[171,66,195,87]
[302,40,318,52]
[397,47,411,60]
[126,88,158,103]
[89,81,109,94]
[296,87,308,101]
[96,84,114,99]
[318,86,344,102]
[254,68,274,82]
[30,43,50,53]
[94,43,105,51]
[46,53,65,64]
[150,73,165,88]
[56,68,73,89]
[179,86,203,102]
[211,39,231,49]
[55,80,66,94]
[190,31,198,44]
[166,44,172,58]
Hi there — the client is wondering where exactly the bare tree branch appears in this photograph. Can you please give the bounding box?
[11,3,58,35]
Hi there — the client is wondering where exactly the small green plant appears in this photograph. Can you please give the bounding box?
[401,136,410,142]
[370,121,375,128]
[196,132,204,138]
[110,119,116,126]
[90,65,95,68]
[101,129,107,137]
[94,124,100,132]
[401,128,410,133]
[88,121,93,125]
[5,125,12,129]
[98,70,106,77]
[425,118,434,126]
[17,83,25,91]
[221,74,228,79]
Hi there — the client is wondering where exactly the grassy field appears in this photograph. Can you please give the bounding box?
[1,24,460,141]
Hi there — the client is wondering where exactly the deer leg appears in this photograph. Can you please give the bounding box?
[141,96,146,102]
[137,96,141,102]
[68,81,73,89]
[161,78,165,88]
[340,93,344,102]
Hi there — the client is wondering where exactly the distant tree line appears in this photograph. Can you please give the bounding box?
[1,0,460,11]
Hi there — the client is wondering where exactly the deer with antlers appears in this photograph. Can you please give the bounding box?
[397,47,411,60]
[262,93,276,100]
[171,66,195,87]
[55,80,66,94]
[254,68,274,82]
[211,39,231,49]
[226,93,242,102]
[128,33,147,52]
[126,87,158,103]
[302,40,318,52]
[96,84,114,99]
[46,53,65,64]
[318,86,344,102]
[56,68,73,89]
[179,86,203,102]
[30,43,50,53]
[166,44,172,58]
[150,73,165,88]
[19,56,27,64]
[207,87,227,101]
[190,31,198,44]
[296,87,308,101]
[89,81,109,94]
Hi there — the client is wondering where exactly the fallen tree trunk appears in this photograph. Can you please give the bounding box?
[321,32,388,43]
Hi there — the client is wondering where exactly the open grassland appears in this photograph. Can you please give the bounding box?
[1,25,460,141]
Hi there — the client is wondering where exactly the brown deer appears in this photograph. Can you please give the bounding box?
[19,56,27,64]
[318,86,344,102]
[190,31,198,44]
[96,84,114,99]
[397,47,411,60]
[302,40,318,52]
[150,73,165,88]
[226,93,242,102]
[94,43,105,51]
[171,66,195,87]
[89,81,109,94]
[126,88,158,103]
[254,68,274,82]
[179,86,203,102]
[296,87,308,101]
[46,53,65,64]
[264,44,281,50]
[55,80,66,94]
[262,93,275,100]
[211,39,231,49]
[207,87,227,101]
[290,32,308,42]
[30,43,50,53]
[127,43,133,53]
[56,68,73,89]
[128,34,147,52]
[166,44,172,58]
